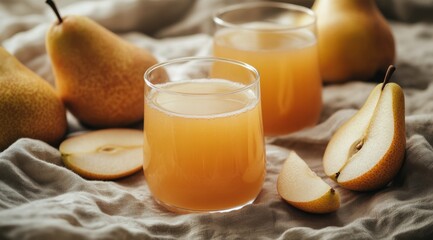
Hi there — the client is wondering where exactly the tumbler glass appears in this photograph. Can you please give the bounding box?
[143,57,266,213]
[213,2,322,137]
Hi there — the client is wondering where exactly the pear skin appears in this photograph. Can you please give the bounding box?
[45,0,158,128]
[313,0,395,83]
[0,47,67,150]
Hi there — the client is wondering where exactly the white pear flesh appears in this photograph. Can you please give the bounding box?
[277,152,340,214]
[60,129,144,180]
[323,83,383,179]
[323,83,405,191]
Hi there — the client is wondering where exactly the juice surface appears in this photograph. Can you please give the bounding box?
[214,26,322,136]
[144,79,266,212]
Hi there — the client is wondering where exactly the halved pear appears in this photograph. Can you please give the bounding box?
[60,129,144,180]
[277,152,340,214]
[323,67,406,191]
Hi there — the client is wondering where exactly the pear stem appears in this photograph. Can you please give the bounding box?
[381,65,396,91]
[46,0,63,24]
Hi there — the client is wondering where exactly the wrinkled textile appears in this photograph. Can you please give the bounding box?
[1,0,433,239]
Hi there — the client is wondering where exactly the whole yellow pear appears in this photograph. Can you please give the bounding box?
[45,0,158,128]
[313,0,395,83]
[0,47,67,151]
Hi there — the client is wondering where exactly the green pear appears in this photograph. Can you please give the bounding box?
[0,47,67,150]
[313,0,395,83]
[45,0,158,128]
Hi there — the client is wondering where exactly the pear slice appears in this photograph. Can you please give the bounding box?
[59,129,144,180]
[277,152,340,214]
[323,66,406,191]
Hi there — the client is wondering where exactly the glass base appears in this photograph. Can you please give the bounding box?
[154,198,255,214]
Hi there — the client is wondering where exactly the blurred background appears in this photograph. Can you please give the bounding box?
[1,0,432,89]
[1,0,433,41]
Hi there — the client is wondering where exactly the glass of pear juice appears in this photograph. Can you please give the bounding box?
[143,57,266,213]
[213,2,323,137]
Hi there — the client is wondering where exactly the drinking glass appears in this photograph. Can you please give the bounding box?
[213,2,322,137]
[143,57,266,213]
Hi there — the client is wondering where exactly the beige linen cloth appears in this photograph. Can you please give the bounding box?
[1,0,433,239]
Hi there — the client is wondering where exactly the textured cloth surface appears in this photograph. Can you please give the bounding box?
[1,0,433,239]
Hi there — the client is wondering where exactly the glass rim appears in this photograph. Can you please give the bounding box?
[144,56,260,97]
[213,1,316,32]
